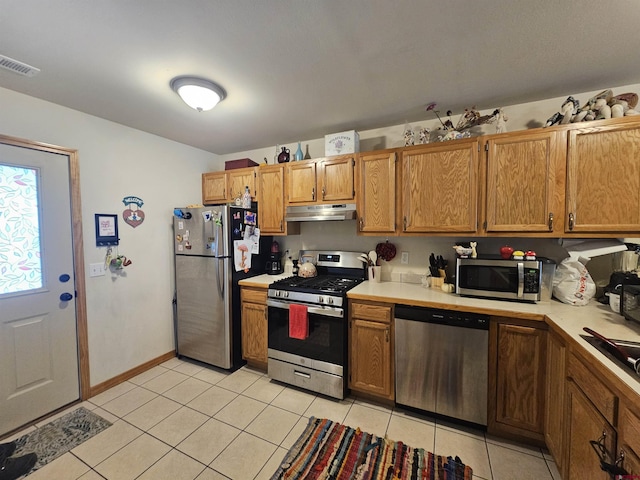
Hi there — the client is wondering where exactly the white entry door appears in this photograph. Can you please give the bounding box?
[0,143,80,435]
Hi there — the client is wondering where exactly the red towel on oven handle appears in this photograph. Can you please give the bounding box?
[289,304,309,340]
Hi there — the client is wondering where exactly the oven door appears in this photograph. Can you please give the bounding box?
[267,299,346,367]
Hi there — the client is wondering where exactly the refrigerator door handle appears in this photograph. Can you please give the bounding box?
[213,212,221,257]
[215,257,225,299]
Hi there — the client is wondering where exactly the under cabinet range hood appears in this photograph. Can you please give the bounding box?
[284,204,357,222]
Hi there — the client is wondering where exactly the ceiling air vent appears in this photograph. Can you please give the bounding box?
[0,55,40,77]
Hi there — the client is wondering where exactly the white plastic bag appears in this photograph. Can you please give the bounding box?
[552,257,596,306]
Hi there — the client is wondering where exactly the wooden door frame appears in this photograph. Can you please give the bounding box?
[0,134,90,400]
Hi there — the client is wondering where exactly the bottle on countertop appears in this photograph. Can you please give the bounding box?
[242,185,252,208]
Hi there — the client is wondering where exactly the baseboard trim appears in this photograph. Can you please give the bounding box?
[89,350,176,398]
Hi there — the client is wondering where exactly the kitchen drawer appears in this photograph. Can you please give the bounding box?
[568,352,617,425]
[620,404,640,456]
[351,302,392,323]
[241,287,267,304]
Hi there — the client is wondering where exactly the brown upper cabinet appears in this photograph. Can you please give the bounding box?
[202,171,227,205]
[401,139,480,233]
[484,129,566,234]
[357,150,397,234]
[257,163,299,236]
[202,166,257,205]
[565,117,640,234]
[286,155,355,205]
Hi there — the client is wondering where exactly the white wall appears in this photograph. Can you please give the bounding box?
[0,87,217,386]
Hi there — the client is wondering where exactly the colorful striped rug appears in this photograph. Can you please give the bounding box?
[271,417,473,480]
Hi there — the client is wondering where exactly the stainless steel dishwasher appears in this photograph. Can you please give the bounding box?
[395,304,489,426]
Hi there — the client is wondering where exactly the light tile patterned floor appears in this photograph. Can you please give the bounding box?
[3,358,561,479]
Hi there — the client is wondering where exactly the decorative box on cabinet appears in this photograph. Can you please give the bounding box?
[348,301,394,401]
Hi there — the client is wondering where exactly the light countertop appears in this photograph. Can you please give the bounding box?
[239,274,640,397]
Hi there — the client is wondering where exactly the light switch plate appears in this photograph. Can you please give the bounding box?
[89,262,105,277]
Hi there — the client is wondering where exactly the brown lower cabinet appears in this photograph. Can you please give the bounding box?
[619,402,640,475]
[240,287,268,370]
[544,330,567,471]
[565,380,616,480]
[348,300,394,401]
[488,317,547,445]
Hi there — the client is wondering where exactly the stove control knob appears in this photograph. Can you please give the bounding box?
[327,297,334,305]
[318,296,324,303]
[274,291,280,297]
[284,291,289,298]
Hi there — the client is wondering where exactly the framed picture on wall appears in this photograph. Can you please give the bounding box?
[95,213,119,246]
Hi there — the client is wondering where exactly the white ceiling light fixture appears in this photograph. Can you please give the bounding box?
[170,76,226,112]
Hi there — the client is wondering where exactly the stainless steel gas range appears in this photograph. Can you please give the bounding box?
[266,250,365,399]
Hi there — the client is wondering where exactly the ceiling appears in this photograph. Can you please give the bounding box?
[1,1,639,155]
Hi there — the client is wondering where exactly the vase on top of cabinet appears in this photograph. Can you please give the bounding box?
[277,147,290,163]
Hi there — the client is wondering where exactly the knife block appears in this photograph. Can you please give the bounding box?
[430,276,445,289]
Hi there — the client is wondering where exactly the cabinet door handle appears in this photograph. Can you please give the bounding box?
[588,430,627,476]
[359,217,364,230]
[403,216,407,231]
[280,220,283,231]
[322,186,326,199]
[548,212,553,231]
[312,187,315,201]
[568,212,575,231]
[385,327,389,342]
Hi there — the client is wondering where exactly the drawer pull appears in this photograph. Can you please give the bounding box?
[294,370,311,379]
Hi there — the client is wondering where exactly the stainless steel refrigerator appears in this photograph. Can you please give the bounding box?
[173,204,269,369]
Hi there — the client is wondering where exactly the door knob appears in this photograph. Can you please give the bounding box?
[60,292,74,302]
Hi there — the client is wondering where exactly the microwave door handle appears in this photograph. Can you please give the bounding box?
[517,262,524,298]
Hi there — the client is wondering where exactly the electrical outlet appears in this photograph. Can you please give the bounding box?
[89,262,105,277]
[401,252,409,264]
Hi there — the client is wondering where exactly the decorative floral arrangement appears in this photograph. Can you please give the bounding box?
[426,103,501,141]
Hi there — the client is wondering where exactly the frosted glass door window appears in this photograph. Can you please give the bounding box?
[0,164,43,294]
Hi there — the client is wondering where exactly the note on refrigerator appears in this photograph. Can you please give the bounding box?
[234,240,253,272]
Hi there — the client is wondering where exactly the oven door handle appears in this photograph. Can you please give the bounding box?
[266,299,344,318]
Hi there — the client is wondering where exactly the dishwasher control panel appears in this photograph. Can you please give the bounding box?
[394,304,489,330]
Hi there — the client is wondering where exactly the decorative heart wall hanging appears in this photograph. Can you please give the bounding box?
[122,195,145,228]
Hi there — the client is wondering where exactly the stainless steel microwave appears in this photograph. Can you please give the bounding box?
[456,257,544,302]
[621,277,640,325]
